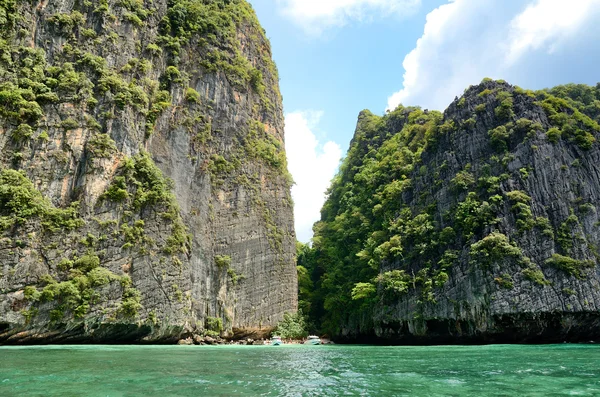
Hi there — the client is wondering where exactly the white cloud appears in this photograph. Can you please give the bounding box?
[387,0,600,111]
[506,0,599,64]
[285,111,342,243]
[278,0,421,34]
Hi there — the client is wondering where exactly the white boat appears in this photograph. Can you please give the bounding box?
[271,336,282,346]
[304,335,321,345]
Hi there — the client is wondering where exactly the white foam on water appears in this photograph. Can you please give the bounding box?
[436,379,466,386]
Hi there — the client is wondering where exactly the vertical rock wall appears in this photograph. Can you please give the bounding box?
[0,0,296,343]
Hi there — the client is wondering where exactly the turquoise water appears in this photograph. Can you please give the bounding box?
[0,344,599,396]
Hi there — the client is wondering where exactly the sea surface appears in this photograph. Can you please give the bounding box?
[0,344,598,396]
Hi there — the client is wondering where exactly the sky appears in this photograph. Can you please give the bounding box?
[248,0,600,243]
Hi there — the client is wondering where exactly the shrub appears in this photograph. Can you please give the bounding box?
[205,316,223,333]
[450,170,475,191]
[163,66,182,84]
[376,270,410,294]
[351,282,376,300]
[23,286,41,301]
[12,124,34,141]
[463,118,476,129]
[488,125,510,151]
[272,311,308,339]
[146,43,162,55]
[185,87,201,103]
[544,254,594,279]
[470,232,523,266]
[494,273,514,289]
[73,254,100,272]
[547,127,561,143]
[495,97,514,120]
[0,169,82,231]
[87,134,117,158]
[60,118,79,130]
[214,255,231,269]
[119,286,142,317]
[102,176,129,201]
[522,266,550,286]
[249,68,264,94]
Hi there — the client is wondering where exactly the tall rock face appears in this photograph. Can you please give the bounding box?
[0,0,297,343]
[308,80,600,343]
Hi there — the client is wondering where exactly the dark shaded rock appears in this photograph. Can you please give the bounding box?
[312,80,600,344]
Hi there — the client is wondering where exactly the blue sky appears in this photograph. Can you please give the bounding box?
[248,0,600,242]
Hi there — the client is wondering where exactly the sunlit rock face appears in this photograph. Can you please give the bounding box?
[0,0,296,344]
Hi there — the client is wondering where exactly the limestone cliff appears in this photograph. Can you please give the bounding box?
[0,0,297,343]
[304,80,600,343]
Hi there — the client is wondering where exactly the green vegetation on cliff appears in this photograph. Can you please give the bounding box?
[299,80,600,338]
[0,0,295,343]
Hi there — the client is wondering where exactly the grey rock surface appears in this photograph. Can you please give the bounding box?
[0,0,296,344]
[337,81,600,343]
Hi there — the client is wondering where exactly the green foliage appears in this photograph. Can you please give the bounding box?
[453,192,497,239]
[87,134,117,158]
[506,191,534,231]
[12,124,34,141]
[227,268,245,286]
[540,94,598,149]
[31,257,133,321]
[522,266,550,286]
[494,273,514,289]
[146,43,162,55]
[60,118,79,130]
[546,127,561,143]
[535,217,554,239]
[73,254,100,272]
[23,286,41,301]
[470,232,523,266]
[205,316,223,333]
[451,169,475,192]
[546,83,600,123]
[272,311,308,339]
[0,82,44,123]
[100,153,190,254]
[245,120,288,172]
[185,87,201,103]
[119,284,142,317]
[214,255,231,269]
[351,282,376,300]
[103,176,129,202]
[376,270,410,295]
[296,242,318,317]
[544,254,595,279]
[162,66,182,85]
[249,68,265,94]
[488,125,510,151]
[557,214,580,253]
[494,91,514,121]
[48,11,85,34]
[0,169,82,232]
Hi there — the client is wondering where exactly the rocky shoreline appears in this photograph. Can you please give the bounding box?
[177,335,334,346]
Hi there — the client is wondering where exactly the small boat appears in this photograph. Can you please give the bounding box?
[304,335,321,345]
[271,336,282,346]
